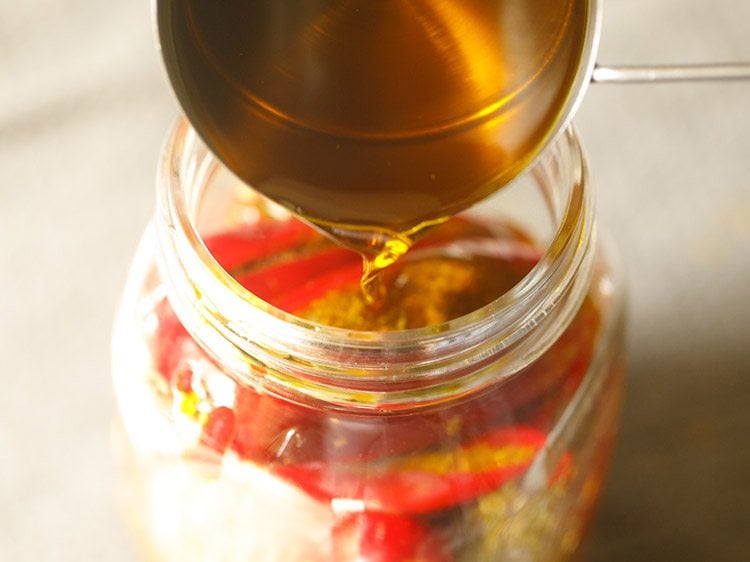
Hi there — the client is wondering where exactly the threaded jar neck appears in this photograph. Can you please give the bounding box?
[156,118,595,411]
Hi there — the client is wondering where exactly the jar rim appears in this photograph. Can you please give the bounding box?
[156,118,595,408]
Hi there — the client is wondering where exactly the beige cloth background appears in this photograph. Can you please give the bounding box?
[1,1,748,560]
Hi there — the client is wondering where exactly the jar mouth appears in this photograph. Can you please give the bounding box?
[157,118,594,407]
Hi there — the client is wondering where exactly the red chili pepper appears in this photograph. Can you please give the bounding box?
[200,406,236,453]
[272,262,363,313]
[205,217,363,312]
[274,425,548,514]
[234,246,360,306]
[230,386,321,463]
[149,221,351,383]
[333,511,453,562]
[150,297,193,383]
[174,366,193,394]
[497,297,600,428]
[204,219,313,272]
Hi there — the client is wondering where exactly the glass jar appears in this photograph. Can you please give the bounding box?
[112,118,625,562]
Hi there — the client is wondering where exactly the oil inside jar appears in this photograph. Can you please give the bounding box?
[204,201,540,331]
[159,0,587,291]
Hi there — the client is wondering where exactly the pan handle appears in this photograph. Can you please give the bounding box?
[592,62,750,83]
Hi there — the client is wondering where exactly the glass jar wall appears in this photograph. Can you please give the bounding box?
[111,119,625,562]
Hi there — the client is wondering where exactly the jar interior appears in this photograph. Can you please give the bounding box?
[183,123,574,321]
